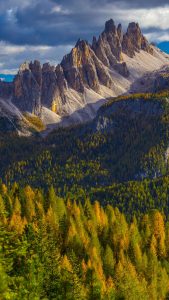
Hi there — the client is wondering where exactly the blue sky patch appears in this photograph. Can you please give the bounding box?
[158,42,169,54]
[0,74,15,82]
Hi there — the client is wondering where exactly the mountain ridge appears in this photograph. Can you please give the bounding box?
[0,19,169,133]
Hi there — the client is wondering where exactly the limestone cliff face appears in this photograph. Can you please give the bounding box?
[102,19,123,62]
[13,61,68,115]
[41,63,68,115]
[61,39,113,93]
[122,22,153,57]
[13,61,42,115]
[92,20,153,75]
[12,38,115,115]
[92,19,127,76]
[3,19,156,118]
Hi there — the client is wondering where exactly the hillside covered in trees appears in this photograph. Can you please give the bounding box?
[1,93,169,299]
[1,92,169,189]
[1,183,169,299]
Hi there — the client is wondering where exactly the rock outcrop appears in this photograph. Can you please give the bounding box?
[92,19,125,72]
[122,22,153,57]
[61,39,113,93]
[41,63,67,115]
[1,18,163,123]
[12,38,115,114]
[13,61,42,115]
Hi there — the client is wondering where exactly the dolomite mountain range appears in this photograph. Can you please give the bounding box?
[0,19,169,133]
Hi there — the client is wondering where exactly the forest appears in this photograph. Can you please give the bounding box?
[1,183,169,299]
[1,93,169,190]
[1,93,169,299]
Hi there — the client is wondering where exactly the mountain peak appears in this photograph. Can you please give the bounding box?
[18,60,41,74]
[75,39,89,48]
[1,18,167,130]
[104,19,116,33]
[127,22,140,31]
[117,23,123,43]
[122,22,153,57]
[19,61,30,72]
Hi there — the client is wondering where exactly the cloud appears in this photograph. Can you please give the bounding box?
[115,5,169,30]
[0,41,73,74]
[146,32,169,43]
[0,0,169,47]
[1,0,169,73]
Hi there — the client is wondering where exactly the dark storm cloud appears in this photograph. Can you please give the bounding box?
[0,0,169,47]
[54,0,169,9]
[1,0,169,73]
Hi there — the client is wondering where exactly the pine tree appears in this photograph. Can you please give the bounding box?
[10,197,27,234]
[150,210,166,257]
[24,185,36,222]
[103,245,115,278]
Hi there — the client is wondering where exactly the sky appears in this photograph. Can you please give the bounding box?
[1,0,169,81]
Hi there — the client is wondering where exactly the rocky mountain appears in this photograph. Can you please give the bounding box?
[0,19,169,131]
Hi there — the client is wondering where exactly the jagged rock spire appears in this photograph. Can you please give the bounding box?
[105,19,116,33]
[8,18,154,119]
[122,22,153,57]
[117,24,123,43]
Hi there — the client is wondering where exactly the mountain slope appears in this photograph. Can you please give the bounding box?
[0,97,45,135]
[1,92,169,189]
[0,19,169,130]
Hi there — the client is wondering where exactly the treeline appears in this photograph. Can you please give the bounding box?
[103,90,169,108]
[1,183,169,299]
